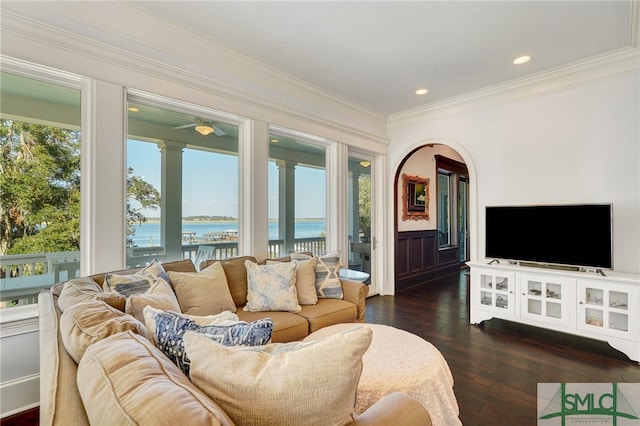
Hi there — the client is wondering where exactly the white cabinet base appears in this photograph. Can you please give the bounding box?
[468,261,640,363]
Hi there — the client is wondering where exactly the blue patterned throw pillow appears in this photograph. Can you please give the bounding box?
[145,309,273,376]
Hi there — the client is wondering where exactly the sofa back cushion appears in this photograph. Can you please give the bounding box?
[202,256,257,306]
[59,300,151,364]
[58,277,126,313]
[88,258,196,288]
[77,331,234,426]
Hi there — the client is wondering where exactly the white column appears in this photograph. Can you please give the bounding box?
[239,120,269,259]
[158,140,184,261]
[277,160,296,254]
[326,142,348,261]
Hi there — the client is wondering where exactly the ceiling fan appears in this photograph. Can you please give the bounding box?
[173,120,226,137]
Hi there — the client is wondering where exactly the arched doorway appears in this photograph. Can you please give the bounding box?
[393,143,470,292]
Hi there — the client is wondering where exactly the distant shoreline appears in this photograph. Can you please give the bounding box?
[144,218,325,224]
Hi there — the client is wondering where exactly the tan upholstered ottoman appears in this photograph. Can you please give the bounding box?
[304,323,461,426]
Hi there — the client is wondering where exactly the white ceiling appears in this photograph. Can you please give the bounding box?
[1,1,636,116]
[128,1,635,115]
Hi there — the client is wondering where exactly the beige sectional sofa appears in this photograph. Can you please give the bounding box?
[39,256,432,426]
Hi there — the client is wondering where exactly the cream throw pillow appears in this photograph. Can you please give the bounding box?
[244,260,301,313]
[291,251,343,299]
[169,261,236,315]
[266,257,318,305]
[184,326,373,426]
[125,278,181,323]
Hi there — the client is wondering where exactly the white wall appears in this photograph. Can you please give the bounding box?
[387,70,640,274]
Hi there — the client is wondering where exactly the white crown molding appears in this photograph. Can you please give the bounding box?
[0,6,388,148]
[388,46,640,129]
[389,0,640,129]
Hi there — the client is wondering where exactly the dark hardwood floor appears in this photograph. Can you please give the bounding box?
[3,269,639,426]
[366,268,640,426]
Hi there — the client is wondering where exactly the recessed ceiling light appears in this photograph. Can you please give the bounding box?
[415,89,428,95]
[128,107,139,112]
[513,55,532,65]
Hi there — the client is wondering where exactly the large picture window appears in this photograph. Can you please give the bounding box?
[0,71,82,308]
[268,128,327,257]
[126,95,239,268]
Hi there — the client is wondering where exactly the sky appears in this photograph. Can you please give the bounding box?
[127,140,326,219]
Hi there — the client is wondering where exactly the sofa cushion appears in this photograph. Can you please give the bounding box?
[298,299,358,333]
[77,331,233,426]
[202,255,257,306]
[59,300,151,364]
[168,261,236,316]
[235,310,309,343]
[291,250,343,299]
[125,278,181,323]
[267,257,319,305]
[58,277,126,313]
[185,326,373,426]
[244,260,301,313]
[143,307,273,376]
[103,259,170,296]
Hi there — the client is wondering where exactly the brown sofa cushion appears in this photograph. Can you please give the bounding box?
[77,331,233,426]
[236,310,309,343]
[60,300,150,364]
[202,256,257,306]
[298,299,358,333]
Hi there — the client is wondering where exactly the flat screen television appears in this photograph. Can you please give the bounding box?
[485,204,612,269]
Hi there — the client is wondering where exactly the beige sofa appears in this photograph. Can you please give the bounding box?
[39,257,432,425]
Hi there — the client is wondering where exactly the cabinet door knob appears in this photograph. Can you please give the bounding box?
[579,301,583,305]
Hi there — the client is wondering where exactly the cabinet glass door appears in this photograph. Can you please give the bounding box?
[520,274,573,326]
[579,281,636,337]
[479,273,511,311]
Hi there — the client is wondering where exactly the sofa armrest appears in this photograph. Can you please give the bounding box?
[340,278,368,323]
[348,393,432,426]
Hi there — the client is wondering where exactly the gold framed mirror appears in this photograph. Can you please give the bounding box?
[402,174,429,221]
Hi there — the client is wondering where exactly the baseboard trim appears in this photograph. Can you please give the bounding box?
[0,374,39,419]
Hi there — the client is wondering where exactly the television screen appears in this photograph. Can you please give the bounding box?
[485,204,612,269]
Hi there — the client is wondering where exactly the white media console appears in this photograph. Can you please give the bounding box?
[467,261,640,363]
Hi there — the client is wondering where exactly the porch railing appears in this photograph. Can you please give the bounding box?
[1,237,326,307]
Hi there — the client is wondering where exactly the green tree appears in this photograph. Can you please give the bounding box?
[127,167,160,247]
[358,175,371,241]
[0,119,161,254]
[0,119,80,255]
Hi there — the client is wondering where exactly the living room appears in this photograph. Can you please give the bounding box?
[1,1,639,425]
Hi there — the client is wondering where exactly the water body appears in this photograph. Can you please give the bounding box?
[131,220,326,247]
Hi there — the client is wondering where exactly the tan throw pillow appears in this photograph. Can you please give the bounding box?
[291,250,343,299]
[125,278,181,323]
[103,259,171,297]
[58,277,126,312]
[185,326,373,426]
[77,331,234,426]
[244,260,301,313]
[168,261,236,316]
[267,257,318,305]
[59,300,151,364]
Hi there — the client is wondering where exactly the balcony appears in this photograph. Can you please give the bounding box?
[0,237,326,307]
